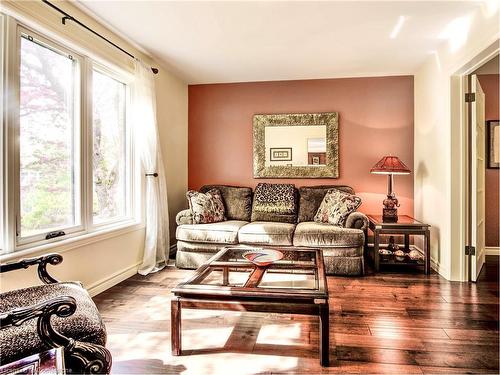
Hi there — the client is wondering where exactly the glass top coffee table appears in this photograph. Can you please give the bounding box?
[171,247,330,366]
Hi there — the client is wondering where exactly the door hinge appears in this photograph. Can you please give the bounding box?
[465,93,476,102]
[465,245,476,256]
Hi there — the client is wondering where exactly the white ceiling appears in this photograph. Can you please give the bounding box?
[77,1,486,84]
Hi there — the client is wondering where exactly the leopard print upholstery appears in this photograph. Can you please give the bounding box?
[0,282,106,365]
[251,183,297,223]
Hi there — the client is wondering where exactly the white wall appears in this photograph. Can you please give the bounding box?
[155,64,188,248]
[0,1,188,293]
[414,4,499,280]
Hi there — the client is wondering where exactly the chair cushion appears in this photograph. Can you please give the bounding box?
[238,222,295,246]
[297,185,355,222]
[176,220,248,244]
[186,189,226,224]
[0,282,106,365]
[314,189,362,226]
[251,183,297,223]
[293,222,364,248]
[201,185,253,222]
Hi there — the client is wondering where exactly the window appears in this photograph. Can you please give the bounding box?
[92,69,129,224]
[18,33,81,240]
[0,21,137,253]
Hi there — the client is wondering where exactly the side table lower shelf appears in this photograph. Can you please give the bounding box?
[367,214,431,275]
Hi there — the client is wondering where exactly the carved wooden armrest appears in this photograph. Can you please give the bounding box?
[0,296,112,374]
[0,253,63,284]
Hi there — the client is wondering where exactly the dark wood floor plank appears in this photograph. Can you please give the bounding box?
[93,256,500,374]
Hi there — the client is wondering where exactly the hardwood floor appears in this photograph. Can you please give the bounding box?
[93,256,499,374]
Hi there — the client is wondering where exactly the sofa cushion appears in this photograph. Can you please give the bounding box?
[0,282,106,365]
[187,189,226,224]
[176,220,248,244]
[238,222,295,246]
[314,189,362,226]
[298,185,355,222]
[201,185,253,222]
[251,183,297,223]
[293,222,364,248]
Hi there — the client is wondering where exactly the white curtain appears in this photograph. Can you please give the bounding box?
[133,60,170,275]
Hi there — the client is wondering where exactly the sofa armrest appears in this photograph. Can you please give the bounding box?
[176,209,193,225]
[345,212,369,231]
[0,253,62,284]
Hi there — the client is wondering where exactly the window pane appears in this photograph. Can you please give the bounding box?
[19,35,79,237]
[92,70,127,223]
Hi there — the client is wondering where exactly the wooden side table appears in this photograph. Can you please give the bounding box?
[367,215,431,274]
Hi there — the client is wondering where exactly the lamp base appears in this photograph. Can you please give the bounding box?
[383,208,398,222]
[382,194,400,222]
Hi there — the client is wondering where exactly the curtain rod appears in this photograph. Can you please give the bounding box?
[41,0,159,74]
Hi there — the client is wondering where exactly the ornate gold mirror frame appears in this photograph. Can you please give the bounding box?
[253,112,339,178]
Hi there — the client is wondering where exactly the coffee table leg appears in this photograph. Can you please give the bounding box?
[319,303,330,366]
[171,297,181,356]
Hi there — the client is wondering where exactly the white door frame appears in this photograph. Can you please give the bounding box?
[450,40,499,282]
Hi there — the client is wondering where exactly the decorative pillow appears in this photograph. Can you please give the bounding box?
[314,189,362,226]
[297,185,355,223]
[200,185,253,221]
[251,183,297,223]
[186,189,225,224]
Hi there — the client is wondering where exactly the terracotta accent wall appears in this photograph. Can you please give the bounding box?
[188,76,414,216]
[478,74,499,247]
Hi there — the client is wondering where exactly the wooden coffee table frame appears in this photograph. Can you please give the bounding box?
[171,247,330,366]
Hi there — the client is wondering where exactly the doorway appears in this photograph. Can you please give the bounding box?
[467,54,499,282]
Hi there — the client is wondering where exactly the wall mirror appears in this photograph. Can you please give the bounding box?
[253,112,339,178]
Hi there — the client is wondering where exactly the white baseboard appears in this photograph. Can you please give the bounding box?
[486,247,500,256]
[86,261,141,297]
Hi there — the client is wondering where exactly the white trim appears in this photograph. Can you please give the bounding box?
[86,260,141,297]
[430,256,447,276]
[0,223,144,262]
[452,40,500,282]
[485,247,500,256]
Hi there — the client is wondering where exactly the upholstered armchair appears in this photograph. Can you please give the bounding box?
[0,254,112,374]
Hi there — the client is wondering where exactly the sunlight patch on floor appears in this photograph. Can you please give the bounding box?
[107,332,169,360]
[165,353,299,375]
[257,322,303,345]
[182,326,234,349]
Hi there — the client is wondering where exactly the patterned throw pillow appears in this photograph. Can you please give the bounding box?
[252,183,296,214]
[314,189,362,226]
[186,189,225,224]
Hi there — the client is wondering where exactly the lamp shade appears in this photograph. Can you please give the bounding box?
[370,155,411,175]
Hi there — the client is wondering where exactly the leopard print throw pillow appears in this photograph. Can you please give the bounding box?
[186,189,225,224]
[314,189,362,226]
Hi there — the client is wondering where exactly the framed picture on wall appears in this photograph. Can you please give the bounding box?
[270,148,292,161]
[487,120,499,169]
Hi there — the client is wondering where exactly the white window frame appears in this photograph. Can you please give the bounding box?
[1,15,140,254]
[15,26,85,247]
[87,62,136,230]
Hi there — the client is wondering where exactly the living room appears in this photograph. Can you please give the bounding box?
[0,1,499,374]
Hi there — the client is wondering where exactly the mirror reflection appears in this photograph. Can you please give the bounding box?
[265,125,327,167]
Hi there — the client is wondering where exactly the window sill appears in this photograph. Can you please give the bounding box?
[0,222,145,263]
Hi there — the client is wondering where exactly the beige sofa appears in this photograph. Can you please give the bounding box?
[175,184,368,276]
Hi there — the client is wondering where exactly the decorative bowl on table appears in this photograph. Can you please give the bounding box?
[409,249,424,262]
[379,248,393,261]
[242,249,284,267]
[394,249,406,262]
